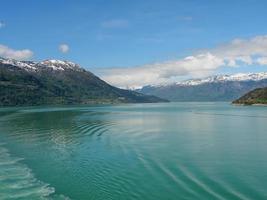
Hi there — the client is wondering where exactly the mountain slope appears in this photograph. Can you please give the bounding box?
[137,73,267,102]
[233,87,267,105]
[0,58,167,106]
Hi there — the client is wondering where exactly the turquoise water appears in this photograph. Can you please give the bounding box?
[0,102,267,200]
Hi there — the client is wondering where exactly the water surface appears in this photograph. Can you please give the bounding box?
[0,103,267,199]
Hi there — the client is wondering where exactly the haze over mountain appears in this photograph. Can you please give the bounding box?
[0,57,167,106]
[137,72,267,102]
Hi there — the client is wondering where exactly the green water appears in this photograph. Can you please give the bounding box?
[0,102,267,200]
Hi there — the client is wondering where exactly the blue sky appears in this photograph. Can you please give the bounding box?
[1,0,267,87]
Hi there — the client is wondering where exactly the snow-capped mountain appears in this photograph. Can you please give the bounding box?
[176,73,267,86]
[0,57,37,71]
[37,60,84,72]
[0,57,84,72]
[137,72,267,102]
[0,57,166,106]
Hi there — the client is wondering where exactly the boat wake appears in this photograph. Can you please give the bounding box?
[0,143,70,200]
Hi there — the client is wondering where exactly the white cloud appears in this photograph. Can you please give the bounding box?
[0,21,5,28]
[98,35,267,88]
[211,35,267,66]
[0,44,33,60]
[256,57,267,65]
[59,44,69,53]
[100,53,224,88]
[101,19,129,28]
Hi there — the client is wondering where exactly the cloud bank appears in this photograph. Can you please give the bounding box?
[0,44,33,60]
[99,35,267,88]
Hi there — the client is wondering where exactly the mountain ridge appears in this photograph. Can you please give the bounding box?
[147,72,267,88]
[137,72,267,102]
[0,57,167,106]
[233,87,267,105]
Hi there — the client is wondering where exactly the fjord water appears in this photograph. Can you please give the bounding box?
[0,103,267,200]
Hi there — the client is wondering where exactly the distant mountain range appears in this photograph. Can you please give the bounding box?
[137,73,267,101]
[233,87,267,105]
[0,58,167,106]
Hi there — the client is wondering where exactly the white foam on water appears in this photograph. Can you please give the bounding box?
[0,144,70,200]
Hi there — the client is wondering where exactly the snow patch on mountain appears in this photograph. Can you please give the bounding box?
[146,72,267,88]
[0,57,37,71]
[177,73,267,86]
[0,58,83,72]
[38,60,82,71]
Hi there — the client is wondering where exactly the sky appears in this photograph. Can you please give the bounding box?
[1,0,267,88]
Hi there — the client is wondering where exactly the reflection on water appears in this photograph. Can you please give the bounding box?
[0,103,267,199]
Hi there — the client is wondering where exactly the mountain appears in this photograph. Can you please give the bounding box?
[233,87,267,105]
[137,73,267,102]
[0,58,167,106]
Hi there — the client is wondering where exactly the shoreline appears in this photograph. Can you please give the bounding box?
[232,103,267,106]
